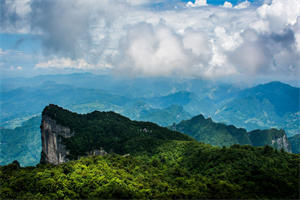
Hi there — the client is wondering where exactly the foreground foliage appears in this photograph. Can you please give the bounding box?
[1,141,299,199]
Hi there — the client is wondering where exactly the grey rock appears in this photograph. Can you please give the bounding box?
[40,115,74,165]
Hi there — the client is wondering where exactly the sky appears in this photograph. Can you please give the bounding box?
[0,0,300,84]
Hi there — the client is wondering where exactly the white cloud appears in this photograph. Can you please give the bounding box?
[35,57,101,70]
[186,0,207,8]
[257,0,300,33]
[294,17,300,52]
[234,0,251,9]
[1,0,300,81]
[223,1,233,8]
[115,22,191,76]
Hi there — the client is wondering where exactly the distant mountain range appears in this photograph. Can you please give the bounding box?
[1,74,299,138]
[213,81,300,136]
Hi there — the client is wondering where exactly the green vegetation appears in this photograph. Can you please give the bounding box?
[289,134,300,154]
[1,141,299,199]
[42,104,192,159]
[1,105,299,199]
[171,114,291,151]
[0,116,41,166]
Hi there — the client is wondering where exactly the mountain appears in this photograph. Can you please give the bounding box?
[1,73,240,127]
[1,128,299,199]
[213,81,300,136]
[289,134,300,153]
[40,104,192,164]
[138,105,191,126]
[0,82,131,128]
[171,114,292,152]
[0,116,41,166]
[249,129,291,151]
[144,91,217,115]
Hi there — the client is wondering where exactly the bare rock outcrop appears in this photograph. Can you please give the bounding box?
[40,115,74,165]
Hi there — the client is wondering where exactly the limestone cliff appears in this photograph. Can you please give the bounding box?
[271,133,291,152]
[40,115,75,165]
[249,129,292,153]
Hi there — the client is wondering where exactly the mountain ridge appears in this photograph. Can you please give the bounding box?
[171,114,292,152]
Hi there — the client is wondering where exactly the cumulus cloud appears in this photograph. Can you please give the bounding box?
[234,0,251,9]
[115,22,191,76]
[1,0,300,81]
[223,1,233,8]
[186,0,207,8]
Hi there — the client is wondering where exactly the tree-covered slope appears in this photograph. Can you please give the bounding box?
[171,114,291,151]
[289,134,300,154]
[0,116,41,166]
[171,114,251,147]
[42,104,192,159]
[1,141,299,199]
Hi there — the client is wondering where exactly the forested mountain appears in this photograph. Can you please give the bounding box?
[41,104,192,162]
[0,117,41,166]
[289,134,300,154]
[1,115,299,199]
[213,81,300,136]
[171,114,291,152]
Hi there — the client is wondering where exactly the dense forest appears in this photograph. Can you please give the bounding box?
[1,141,299,199]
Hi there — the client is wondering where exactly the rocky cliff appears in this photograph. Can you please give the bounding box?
[271,134,291,152]
[40,115,75,165]
[249,129,292,153]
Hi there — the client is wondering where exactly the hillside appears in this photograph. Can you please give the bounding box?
[171,114,291,152]
[1,140,299,199]
[41,104,192,162]
[0,117,41,166]
[289,134,300,154]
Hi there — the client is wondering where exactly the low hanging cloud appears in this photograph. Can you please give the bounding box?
[1,0,300,81]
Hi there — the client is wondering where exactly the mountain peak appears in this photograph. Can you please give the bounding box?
[40,105,192,164]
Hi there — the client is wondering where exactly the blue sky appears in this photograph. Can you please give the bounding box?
[0,0,299,84]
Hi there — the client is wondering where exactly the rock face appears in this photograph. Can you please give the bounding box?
[40,115,75,165]
[271,134,291,152]
[249,129,292,153]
